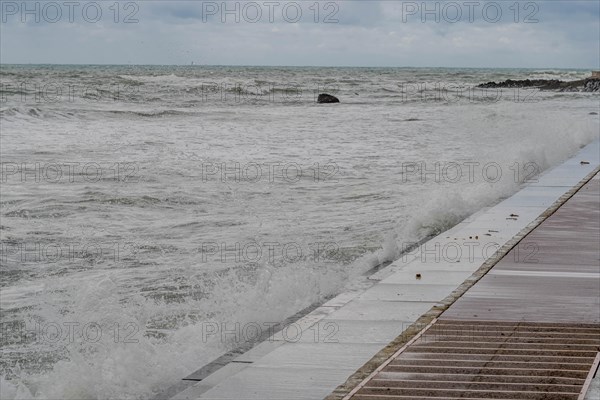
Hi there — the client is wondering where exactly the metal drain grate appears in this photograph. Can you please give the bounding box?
[346,320,600,400]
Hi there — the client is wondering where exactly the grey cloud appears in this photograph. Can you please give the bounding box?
[0,0,598,68]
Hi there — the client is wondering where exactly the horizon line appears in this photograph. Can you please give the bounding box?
[0,63,597,70]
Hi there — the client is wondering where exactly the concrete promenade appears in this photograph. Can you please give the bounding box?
[339,166,599,399]
[167,139,600,400]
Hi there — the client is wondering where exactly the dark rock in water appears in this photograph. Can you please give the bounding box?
[590,112,599,115]
[583,79,600,92]
[477,78,600,92]
[317,93,340,103]
[478,79,561,89]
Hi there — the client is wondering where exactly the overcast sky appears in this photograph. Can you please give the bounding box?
[1,0,598,68]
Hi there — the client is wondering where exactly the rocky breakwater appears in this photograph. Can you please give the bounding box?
[478,78,600,92]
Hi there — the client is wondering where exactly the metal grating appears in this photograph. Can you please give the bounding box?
[347,320,600,400]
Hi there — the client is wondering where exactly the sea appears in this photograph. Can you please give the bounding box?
[1,65,598,399]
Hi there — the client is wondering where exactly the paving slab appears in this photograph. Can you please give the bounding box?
[323,299,437,322]
[357,283,459,302]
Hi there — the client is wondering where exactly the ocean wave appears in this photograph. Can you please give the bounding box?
[105,109,194,118]
[0,107,76,120]
[117,74,186,85]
